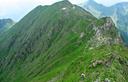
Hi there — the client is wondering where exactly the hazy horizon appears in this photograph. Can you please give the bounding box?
[0,0,128,21]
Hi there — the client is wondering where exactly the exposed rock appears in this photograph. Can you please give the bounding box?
[80,32,85,38]
[91,60,104,67]
[62,7,67,10]
[81,73,85,80]
[104,78,111,82]
[89,53,118,68]
[94,78,100,82]
[89,18,119,48]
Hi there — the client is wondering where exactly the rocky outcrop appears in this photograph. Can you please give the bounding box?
[89,53,128,68]
[88,17,121,48]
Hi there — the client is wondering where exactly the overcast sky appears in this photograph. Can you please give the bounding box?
[0,0,128,21]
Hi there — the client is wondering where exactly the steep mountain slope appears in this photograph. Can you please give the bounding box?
[0,1,127,82]
[82,0,112,18]
[82,0,128,45]
[0,19,15,34]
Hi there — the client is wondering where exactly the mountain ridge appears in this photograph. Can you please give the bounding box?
[0,18,15,34]
[0,1,127,82]
[83,0,128,45]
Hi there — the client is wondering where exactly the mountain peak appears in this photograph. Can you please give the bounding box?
[52,0,72,6]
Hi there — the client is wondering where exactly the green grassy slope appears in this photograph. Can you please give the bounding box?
[0,1,127,82]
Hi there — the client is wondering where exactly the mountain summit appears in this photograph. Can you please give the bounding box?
[0,1,127,82]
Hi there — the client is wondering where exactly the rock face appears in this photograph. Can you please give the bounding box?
[0,1,127,82]
[90,53,118,68]
[104,78,111,82]
[82,0,128,45]
[88,18,120,48]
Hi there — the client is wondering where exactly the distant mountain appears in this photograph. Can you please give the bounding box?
[0,1,127,82]
[0,19,15,34]
[83,0,128,45]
